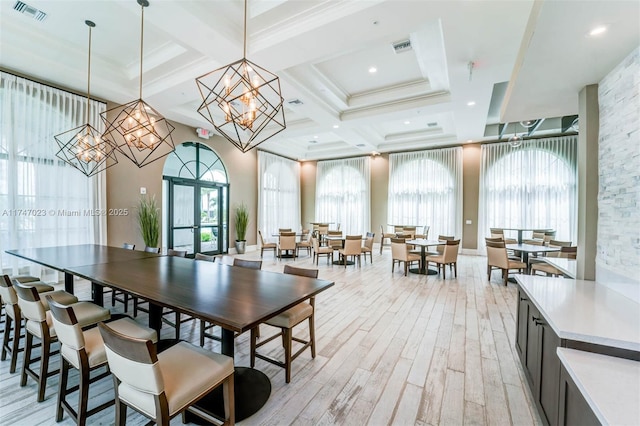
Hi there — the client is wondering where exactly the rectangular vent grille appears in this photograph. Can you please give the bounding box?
[13,1,47,21]
[391,39,412,54]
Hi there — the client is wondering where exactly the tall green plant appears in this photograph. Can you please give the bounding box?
[235,203,249,241]
[138,195,159,248]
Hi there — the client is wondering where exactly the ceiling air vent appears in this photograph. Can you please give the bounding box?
[13,1,47,21]
[288,99,303,105]
[427,122,438,127]
[391,39,412,54]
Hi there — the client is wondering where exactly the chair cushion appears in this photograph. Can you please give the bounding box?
[531,263,560,275]
[24,281,55,293]
[62,317,157,369]
[11,275,41,283]
[508,260,527,269]
[117,342,234,417]
[71,302,111,328]
[425,254,444,263]
[39,290,78,309]
[262,242,277,248]
[266,302,313,328]
[361,247,372,253]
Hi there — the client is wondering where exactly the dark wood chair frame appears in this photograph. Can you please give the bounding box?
[111,243,135,313]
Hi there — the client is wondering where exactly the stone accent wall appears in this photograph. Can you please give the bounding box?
[597,47,640,290]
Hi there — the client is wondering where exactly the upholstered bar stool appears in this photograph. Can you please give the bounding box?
[251,265,319,383]
[47,297,157,425]
[99,322,235,425]
[13,282,110,402]
[0,275,72,374]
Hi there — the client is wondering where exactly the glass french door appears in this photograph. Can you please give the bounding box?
[166,178,228,255]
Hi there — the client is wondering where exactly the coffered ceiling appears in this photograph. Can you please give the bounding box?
[1,0,638,160]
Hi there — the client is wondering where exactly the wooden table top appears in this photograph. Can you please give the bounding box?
[5,244,161,271]
[67,256,335,333]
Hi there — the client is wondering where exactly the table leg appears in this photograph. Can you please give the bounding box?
[148,303,163,337]
[522,252,530,274]
[517,230,523,244]
[64,272,74,294]
[189,328,272,423]
[91,282,104,306]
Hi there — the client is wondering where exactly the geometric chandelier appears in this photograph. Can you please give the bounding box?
[195,0,286,153]
[100,0,175,168]
[55,20,118,177]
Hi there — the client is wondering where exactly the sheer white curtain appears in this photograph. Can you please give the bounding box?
[257,151,301,241]
[0,72,107,278]
[477,136,578,252]
[388,147,463,239]
[315,157,370,235]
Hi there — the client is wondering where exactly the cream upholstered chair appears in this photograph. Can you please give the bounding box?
[296,230,312,257]
[361,232,375,263]
[415,225,430,239]
[13,281,110,402]
[258,230,277,258]
[338,235,363,267]
[195,253,216,262]
[531,246,577,277]
[317,224,329,246]
[490,228,517,244]
[391,238,421,276]
[47,298,157,425]
[379,225,396,254]
[98,322,235,426]
[528,239,570,265]
[251,265,319,383]
[278,228,292,233]
[401,226,417,239]
[327,230,343,252]
[425,239,460,279]
[167,248,187,257]
[486,239,526,286]
[312,237,333,265]
[200,258,262,346]
[1,275,58,373]
[278,231,297,260]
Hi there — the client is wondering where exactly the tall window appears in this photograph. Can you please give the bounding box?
[258,151,300,238]
[478,136,577,250]
[315,157,370,234]
[0,72,106,277]
[388,147,462,238]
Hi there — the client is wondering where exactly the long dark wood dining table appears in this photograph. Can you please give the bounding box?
[6,245,335,421]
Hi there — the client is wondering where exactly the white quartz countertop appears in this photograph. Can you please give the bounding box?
[557,348,640,425]
[516,276,640,351]
[541,258,577,278]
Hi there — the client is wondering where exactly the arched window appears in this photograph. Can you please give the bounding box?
[478,136,577,249]
[258,151,300,237]
[162,143,229,255]
[388,147,463,238]
[315,157,370,235]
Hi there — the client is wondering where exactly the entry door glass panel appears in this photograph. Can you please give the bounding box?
[200,186,219,253]
[172,184,195,254]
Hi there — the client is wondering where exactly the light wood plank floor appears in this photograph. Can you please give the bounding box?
[0,247,542,425]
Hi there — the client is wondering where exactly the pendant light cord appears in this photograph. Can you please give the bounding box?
[243,0,247,58]
[86,24,92,124]
[139,3,144,99]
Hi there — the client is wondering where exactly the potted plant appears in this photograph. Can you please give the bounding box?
[234,203,249,254]
[137,194,159,248]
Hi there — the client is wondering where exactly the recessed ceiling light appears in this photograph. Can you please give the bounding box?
[467,101,476,106]
[368,66,377,73]
[589,26,607,36]
[404,121,410,125]
[313,135,318,139]
[333,125,339,129]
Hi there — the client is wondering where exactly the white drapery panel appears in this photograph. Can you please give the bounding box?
[0,72,107,278]
[388,147,463,239]
[257,151,301,241]
[315,157,370,235]
[477,136,578,252]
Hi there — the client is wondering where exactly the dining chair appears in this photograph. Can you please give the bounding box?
[402,226,417,239]
[111,243,136,313]
[47,297,157,425]
[160,249,194,339]
[391,238,421,276]
[98,322,235,425]
[311,237,333,265]
[317,224,329,245]
[296,231,312,257]
[199,258,262,346]
[531,246,577,276]
[1,275,59,374]
[258,230,277,258]
[278,228,292,233]
[379,225,396,254]
[361,232,375,263]
[425,239,460,279]
[327,230,343,252]
[485,239,526,286]
[250,265,319,383]
[194,253,216,262]
[415,225,430,239]
[338,235,363,267]
[278,231,297,260]
[490,228,517,244]
[167,248,187,257]
[13,281,110,402]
